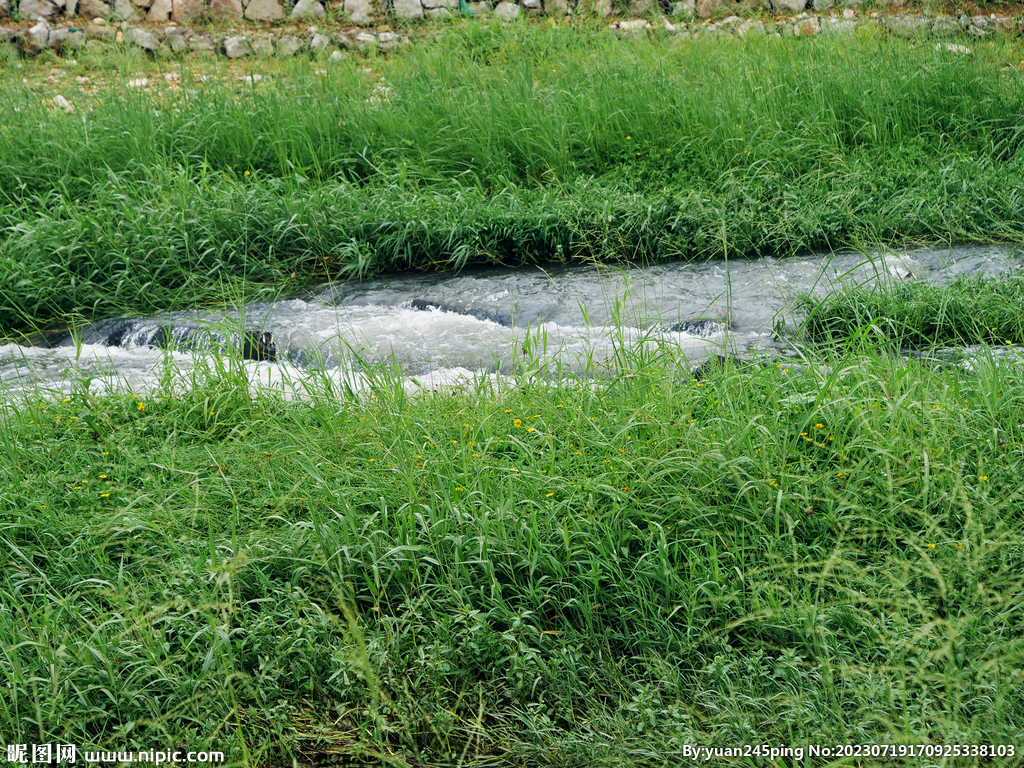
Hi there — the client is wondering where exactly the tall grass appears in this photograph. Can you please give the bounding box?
[1,333,1024,764]
[1,25,1023,334]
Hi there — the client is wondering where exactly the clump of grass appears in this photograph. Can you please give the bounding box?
[797,270,1024,347]
[2,337,1024,762]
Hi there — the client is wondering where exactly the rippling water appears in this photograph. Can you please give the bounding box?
[2,245,1020,397]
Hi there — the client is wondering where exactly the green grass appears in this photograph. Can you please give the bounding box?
[798,270,1024,347]
[2,339,1024,764]
[2,23,1024,334]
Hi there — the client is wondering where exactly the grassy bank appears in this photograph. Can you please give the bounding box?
[1,336,1023,764]
[2,22,1023,333]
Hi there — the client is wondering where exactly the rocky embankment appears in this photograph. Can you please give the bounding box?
[1,10,1019,59]
[0,0,1020,59]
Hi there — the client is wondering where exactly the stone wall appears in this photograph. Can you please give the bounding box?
[3,0,1018,26]
[0,0,1019,60]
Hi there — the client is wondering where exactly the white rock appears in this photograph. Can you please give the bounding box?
[392,0,422,18]
[147,0,172,20]
[493,0,520,19]
[19,0,59,20]
[223,36,253,58]
[275,34,302,56]
[127,77,148,87]
[936,42,972,53]
[125,27,158,50]
[243,0,284,19]
[343,0,373,24]
[54,94,74,112]
[290,0,325,18]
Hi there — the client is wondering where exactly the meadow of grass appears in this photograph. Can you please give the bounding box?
[4,15,1024,765]
[2,21,1024,334]
[1,336,1024,765]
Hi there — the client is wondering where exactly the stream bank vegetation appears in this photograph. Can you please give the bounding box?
[1,21,1023,335]
[2,16,1024,765]
[2,295,1024,764]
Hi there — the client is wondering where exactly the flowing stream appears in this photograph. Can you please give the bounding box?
[2,245,1021,397]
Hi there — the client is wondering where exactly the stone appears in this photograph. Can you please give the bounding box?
[222,35,251,57]
[66,0,78,12]
[392,0,422,18]
[670,0,694,17]
[24,20,51,52]
[0,0,8,19]
[884,14,929,36]
[422,0,454,7]
[696,0,730,19]
[275,33,302,56]
[545,0,570,14]
[290,0,324,17]
[822,18,855,33]
[243,0,284,19]
[772,0,802,9]
[629,0,653,14]
[425,7,449,16]
[54,94,75,112]
[577,0,611,16]
[112,0,141,19]
[378,30,399,40]
[187,32,215,50]
[796,16,818,34]
[249,35,273,56]
[170,0,205,22]
[49,28,86,50]
[125,27,158,48]
[329,49,343,60]
[930,16,959,36]
[465,1,489,12]
[355,30,375,46]
[147,0,171,18]
[209,0,242,15]
[522,0,540,8]
[493,0,519,18]
[310,31,331,49]
[85,23,116,38]
[618,17,647,29]
[167,32,188,51]
[342,0,372,22]
[18,0,59,19]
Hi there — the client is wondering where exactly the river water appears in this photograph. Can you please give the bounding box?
[1,245,1020,397]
